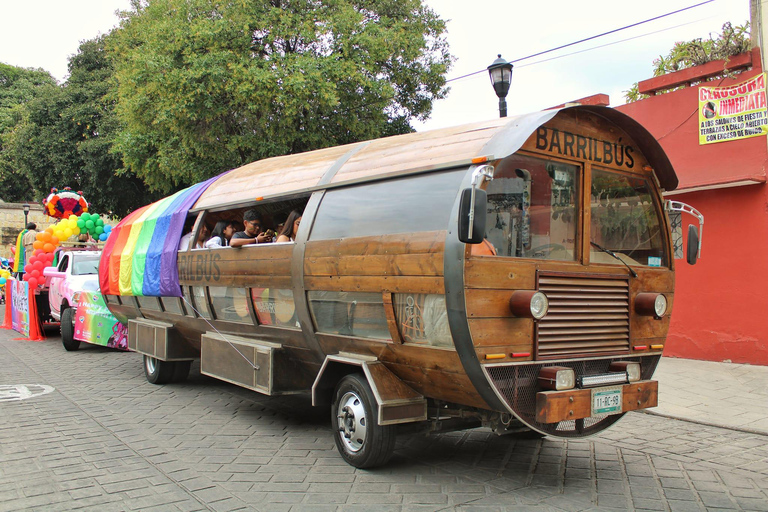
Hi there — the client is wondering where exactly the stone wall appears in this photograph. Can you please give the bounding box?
[0,203,48,261]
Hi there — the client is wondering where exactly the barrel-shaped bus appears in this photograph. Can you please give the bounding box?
[99,106,699,468]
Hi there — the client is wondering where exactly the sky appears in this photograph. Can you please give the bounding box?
[0,0,751,131]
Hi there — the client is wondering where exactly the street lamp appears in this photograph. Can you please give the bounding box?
[23,203,30,228]
[487,54,513,118]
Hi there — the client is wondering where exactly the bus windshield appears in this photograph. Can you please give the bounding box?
[484,154,578,260]
[590,169,667,268]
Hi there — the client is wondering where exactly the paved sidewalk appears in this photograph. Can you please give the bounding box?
[651,356,768,435]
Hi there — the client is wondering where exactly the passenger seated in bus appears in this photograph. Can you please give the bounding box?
[230,209,272,247]
[179,223,210,250]
[276,210,302,243]
[205,220,238,248]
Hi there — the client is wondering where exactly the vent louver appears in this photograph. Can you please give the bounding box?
[536,274,630,359]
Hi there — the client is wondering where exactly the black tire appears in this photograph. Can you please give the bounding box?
[172,360,192,383]
[61,307,80,352]
[331,373,396,468]
[143,355,176,385]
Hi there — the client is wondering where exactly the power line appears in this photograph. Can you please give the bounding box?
[445,0,716,83]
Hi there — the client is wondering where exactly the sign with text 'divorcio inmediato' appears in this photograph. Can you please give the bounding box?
[699,72,768,145]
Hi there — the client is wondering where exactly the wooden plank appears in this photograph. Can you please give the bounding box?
[305,275,444,294]
[465,289,516,318]
[535,380,658,424]
[464,259,536,290]
[382,293,404,344]
[305,253,443,277]
[467,317,533,348]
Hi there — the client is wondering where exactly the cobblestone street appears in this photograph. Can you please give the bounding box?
[1,330,767,511]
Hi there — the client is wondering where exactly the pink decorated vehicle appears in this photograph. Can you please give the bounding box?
[43,250,101,350]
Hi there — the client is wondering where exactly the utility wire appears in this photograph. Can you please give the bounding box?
[445,0,716,83]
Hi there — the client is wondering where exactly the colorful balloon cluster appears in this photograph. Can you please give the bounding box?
[44,187,89,219]
[22,213,112,289]
[0,258,11,286]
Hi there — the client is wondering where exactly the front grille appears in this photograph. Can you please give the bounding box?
[485,355,659,437]
[536,273,630,359]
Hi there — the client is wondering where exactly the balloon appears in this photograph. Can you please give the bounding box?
[10,246,15,255]
[77,220,85,228]
[32,262,43,272]
[81,213,91,221]
[85,220,95,230]
[99,233,108,241]
[104,225,112,233]
[36,232,45,242]
[33,240,44,251]
[50,236,59,245]
[95,226,104,235]
[27,277,38,288]
[29,269,40,279]
[41,231,52,242]
[95,219,104,226]
[69,215,78,222]
[0,278,5,286]
[68,219,78,229]
[43,243,55,253]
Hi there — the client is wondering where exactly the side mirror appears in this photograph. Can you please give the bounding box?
[686,224,699,265]
[458,187,487,244]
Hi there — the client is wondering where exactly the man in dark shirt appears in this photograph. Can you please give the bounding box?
[230,209,271,247]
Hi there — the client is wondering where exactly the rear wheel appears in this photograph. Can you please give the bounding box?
[60,308,80,351]
[172,360,192,383]
[331,373,396,468]
[143,355,176,384]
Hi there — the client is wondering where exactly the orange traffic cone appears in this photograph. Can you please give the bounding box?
[26,288,45,341]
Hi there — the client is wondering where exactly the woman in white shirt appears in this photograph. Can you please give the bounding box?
[204,220,237,248]
[276,210,302,243]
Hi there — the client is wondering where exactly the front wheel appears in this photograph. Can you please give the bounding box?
[61,308,80,351]
[331,374,396,468]
[143,355,176,384]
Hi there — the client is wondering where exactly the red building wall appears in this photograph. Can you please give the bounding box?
[616,48,768,365]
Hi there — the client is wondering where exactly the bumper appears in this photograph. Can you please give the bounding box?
[535,380,658,424]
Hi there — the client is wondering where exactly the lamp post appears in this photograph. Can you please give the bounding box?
[23,203,30,228]
[487,54,513,118]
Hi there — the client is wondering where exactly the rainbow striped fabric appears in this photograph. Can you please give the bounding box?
[99,176,219,297]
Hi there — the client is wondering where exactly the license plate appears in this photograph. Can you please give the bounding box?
[591,387,623,415]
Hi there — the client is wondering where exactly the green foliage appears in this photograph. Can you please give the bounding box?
[5,37,161,216]
[625,21,751,102]
[109,0,453,194]
[0,64,56,201]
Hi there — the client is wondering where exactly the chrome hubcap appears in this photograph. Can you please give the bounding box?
[145,356,157,375]
[337,391,367,452]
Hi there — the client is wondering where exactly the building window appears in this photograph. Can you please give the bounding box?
[190,286,212,319]
[393,293,453,348]
[308,291,390,340]
[210,286,251,324]
[310,170,465,240]
[251,288,299,329]
[160,297,184,315]
[136,296,162,311]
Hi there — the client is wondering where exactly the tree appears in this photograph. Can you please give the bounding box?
[6,36,160,217]
[0,63,56,201]
[625,21,751,102]
[109,0,453,194]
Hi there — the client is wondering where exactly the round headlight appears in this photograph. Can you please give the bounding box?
[530,292,549,320]
[654,294,667,317]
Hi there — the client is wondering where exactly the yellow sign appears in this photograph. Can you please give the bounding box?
[699,73,768,144]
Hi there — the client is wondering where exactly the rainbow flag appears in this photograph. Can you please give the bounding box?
[99,176,219,297]
[12,230,26,272]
